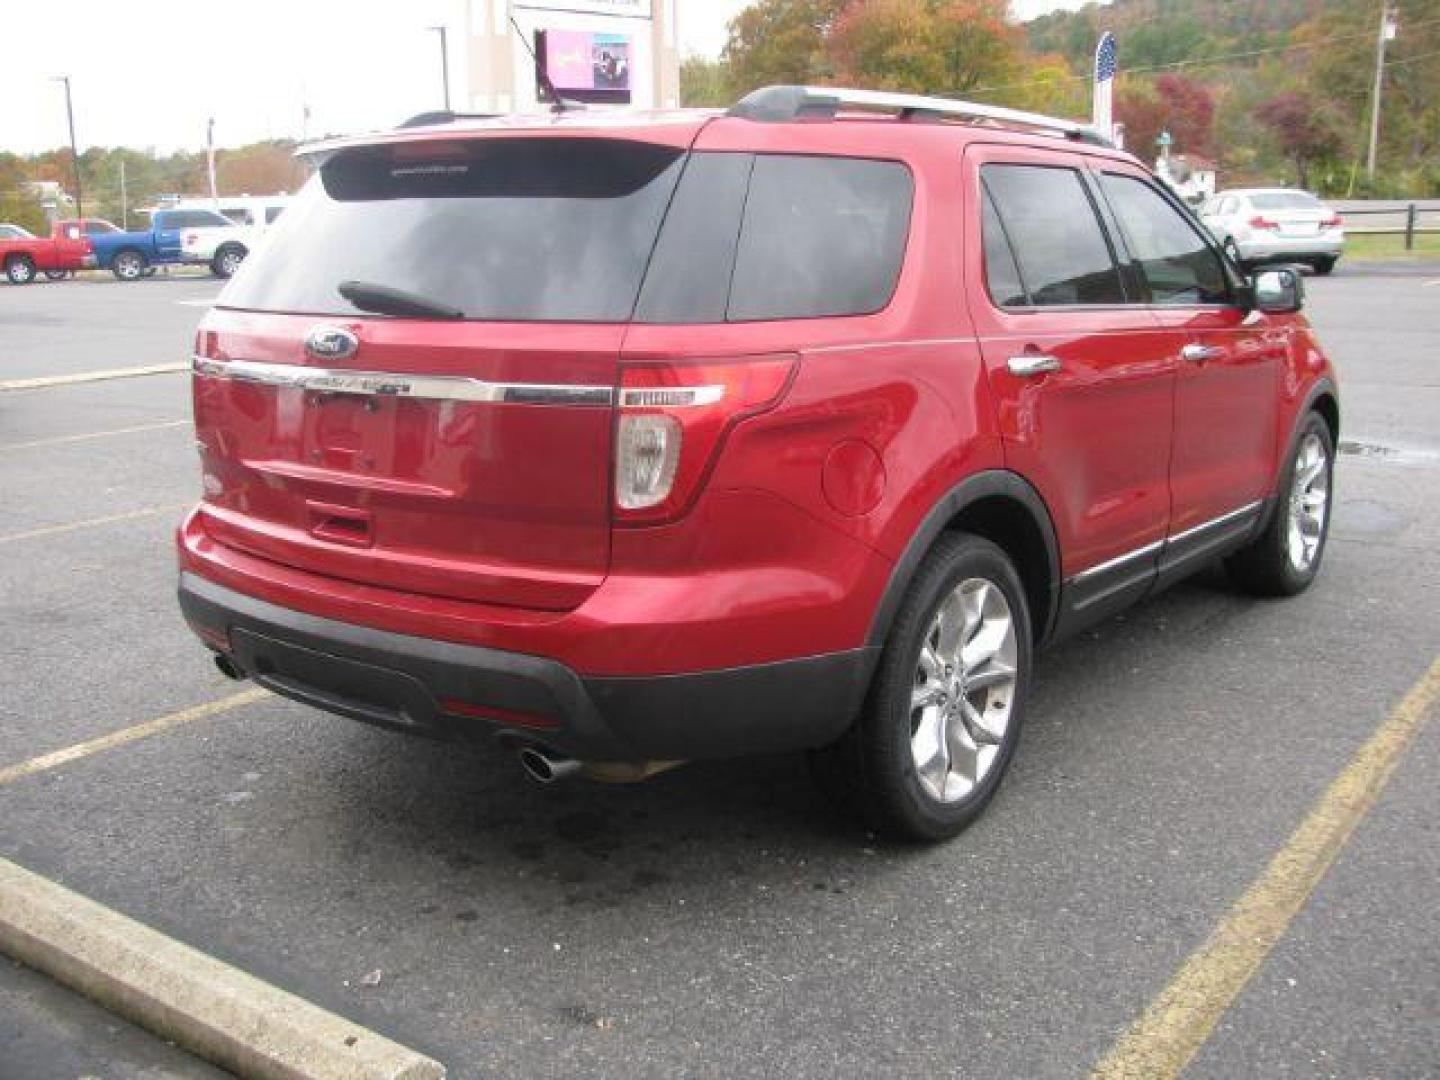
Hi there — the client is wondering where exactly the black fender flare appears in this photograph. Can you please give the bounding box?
[865,470,1062,650]
[1253,376,1339,535]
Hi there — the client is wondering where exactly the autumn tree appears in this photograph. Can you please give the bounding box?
[723,0,847,94]
[1254,92,1347,188]
[0,153,49,234]
[828,0,1019,96]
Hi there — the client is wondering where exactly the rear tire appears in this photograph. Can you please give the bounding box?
[1223,238,1247,273]
[1226,411,1334,597]
[1312,257,1337,276]
[5,254,36,285]
[809,533,1032,841]
[112,249,147,281]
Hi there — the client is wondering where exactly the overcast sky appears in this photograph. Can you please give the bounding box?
[2,0,1096,155]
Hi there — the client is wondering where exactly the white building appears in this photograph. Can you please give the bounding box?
[461,0,680,115]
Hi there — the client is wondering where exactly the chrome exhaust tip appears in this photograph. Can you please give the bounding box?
[517,747,582,784]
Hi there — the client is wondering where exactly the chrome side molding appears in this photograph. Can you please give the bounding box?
[192,357,614,406]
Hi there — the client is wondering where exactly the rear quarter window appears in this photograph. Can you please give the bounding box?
[726,155,912,321]
[636,153,913,323]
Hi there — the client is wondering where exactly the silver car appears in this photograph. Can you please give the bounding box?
[1200,188,1344,275]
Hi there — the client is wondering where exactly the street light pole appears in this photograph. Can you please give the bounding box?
[52,75,83,219]
[429,26,451,111]
[1366,5,1398,180]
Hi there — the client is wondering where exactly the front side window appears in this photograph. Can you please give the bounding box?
[1100,173,1230,305]
[981,164,1126,307]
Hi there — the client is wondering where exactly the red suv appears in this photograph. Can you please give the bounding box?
[178,86,1338,840]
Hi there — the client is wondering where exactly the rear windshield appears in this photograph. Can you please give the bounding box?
[221,138,686,322]
[222,138,914,324]
[1248,192,1320,210]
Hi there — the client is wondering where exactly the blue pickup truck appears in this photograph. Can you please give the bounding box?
[91,208,237,280]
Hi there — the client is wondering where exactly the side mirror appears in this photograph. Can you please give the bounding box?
[1252,266,1305,313]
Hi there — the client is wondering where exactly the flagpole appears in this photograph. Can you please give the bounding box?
[206,118,218,209]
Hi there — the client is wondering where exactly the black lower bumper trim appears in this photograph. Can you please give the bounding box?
[179,573,875,761]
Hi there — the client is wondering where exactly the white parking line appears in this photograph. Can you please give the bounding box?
[175,298,222,307]
[0,363,188,391]
[0,419,189,452]
[1423,279,1440,287]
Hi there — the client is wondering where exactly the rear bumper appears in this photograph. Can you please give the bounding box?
[179,572,875,761]
[1236,234,1344,261]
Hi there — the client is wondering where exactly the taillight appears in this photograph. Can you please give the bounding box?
[1249,216,1279,230]
[614,354,797,524]
[1321,214,1343,229]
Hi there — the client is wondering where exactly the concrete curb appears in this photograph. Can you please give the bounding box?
[0,857,445,1080]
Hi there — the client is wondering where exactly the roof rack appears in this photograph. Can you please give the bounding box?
[397,109,500,129]
[727,85,1110,146]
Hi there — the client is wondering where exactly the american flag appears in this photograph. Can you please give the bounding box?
[1095,33,1118,83]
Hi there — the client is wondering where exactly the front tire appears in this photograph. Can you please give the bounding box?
[810,533,1032,841]
[1227,412,1334,596]
[211,244,246,279]
[112,250,147,281]
[5,254,36,285]
[1223,237,1248,273]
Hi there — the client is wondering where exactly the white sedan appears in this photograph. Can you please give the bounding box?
[1199,188,1344,275]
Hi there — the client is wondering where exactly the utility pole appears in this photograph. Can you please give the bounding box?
[429,25,451,110]
[1366,5,1399,180]
[51,75,83,219]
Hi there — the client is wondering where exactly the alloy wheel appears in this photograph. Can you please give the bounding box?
[909,577,1018,803]
[1286,432,1330,572]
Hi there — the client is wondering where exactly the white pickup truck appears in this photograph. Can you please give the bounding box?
[176,196,292,278]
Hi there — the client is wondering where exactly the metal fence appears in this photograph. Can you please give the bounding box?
[1331,200,1440,249]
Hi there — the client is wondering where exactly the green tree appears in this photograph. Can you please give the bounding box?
[680,56,734,107]
[0,153,48,234]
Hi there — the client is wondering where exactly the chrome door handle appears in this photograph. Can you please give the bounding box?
[1181,344,1226,364]
[1007,355,1062,377]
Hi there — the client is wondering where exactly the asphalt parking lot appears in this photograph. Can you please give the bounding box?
[2,267,1437,1079]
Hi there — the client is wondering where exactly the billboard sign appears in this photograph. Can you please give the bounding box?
[538,30,632,104]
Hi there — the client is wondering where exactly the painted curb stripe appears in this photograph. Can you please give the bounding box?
[0,506,185,546]
[0,363,188,391]
[0,858,446,1080]
[0,419,190,452]
[1092,656,1440,1079]
[0,688,270,787]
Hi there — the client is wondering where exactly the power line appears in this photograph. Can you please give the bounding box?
[970,14,1440,98]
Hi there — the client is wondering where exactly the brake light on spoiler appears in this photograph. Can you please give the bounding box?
[614,355,797,524]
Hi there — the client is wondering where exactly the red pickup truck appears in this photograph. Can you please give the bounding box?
[1,221,96,284]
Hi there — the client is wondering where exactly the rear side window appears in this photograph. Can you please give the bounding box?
[1099,174,1230,305]
[727,156,912,321]
[981,164,1125,306]
[161,210,233,229]
[222,138,685,322]
[980,188,1027,307]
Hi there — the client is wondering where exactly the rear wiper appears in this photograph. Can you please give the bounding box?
[337,280,464,320]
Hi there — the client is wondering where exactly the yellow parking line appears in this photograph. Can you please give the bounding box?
[0,362,188,392]
[1092,656,1440,1080]
[0,688,269,787]
[0,419,189,452]
[0,505,185,545]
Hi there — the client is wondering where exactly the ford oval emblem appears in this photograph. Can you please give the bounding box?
[305,326,359,361]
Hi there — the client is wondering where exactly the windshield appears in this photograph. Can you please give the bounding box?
[1248,192,1321,211]
[220,137,686,322]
